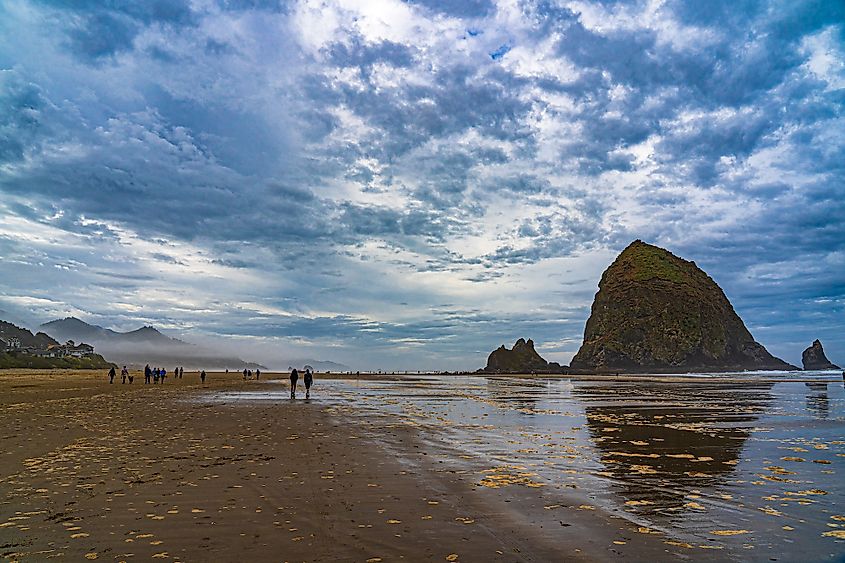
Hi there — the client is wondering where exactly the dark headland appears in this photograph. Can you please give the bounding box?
[802,339,840,370]
[483,338,565,373]
[482,240,800,374]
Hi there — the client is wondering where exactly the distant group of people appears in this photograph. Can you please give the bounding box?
[142,365,185,384]
[105,365,316,398]
[289,367,314,399]
[108,365,187,384]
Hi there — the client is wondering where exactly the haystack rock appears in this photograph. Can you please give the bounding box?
[570,240,797,373]
[802,340,840,370]
[484,338,557,373]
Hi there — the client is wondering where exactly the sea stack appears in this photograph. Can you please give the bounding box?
[484,338,552,372]
[802,340,840,370]
[570,240,797,373]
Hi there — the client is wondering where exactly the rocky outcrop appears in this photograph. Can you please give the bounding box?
[570,240,797,373]
[802,340,840,370]
[483,338,564,373]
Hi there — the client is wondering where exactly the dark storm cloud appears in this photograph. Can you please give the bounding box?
[307,59,533,162]
[490,175,552,194]
[336,203,453,243]
[0,73,51,164]
[327,38,416,70]
[407,0,494,18]
[36,0,197,61]
[218,0,290,11]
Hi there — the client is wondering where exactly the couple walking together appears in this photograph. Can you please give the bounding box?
[289,368,313,399]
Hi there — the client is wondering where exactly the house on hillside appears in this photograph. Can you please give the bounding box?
[1,336,21,350]
[65,342,95,357]
[36,344,65,357]
[3,337,96,358]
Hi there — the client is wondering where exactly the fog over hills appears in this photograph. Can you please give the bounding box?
[40,317,263,370]
[38,317,351,372]
[41,317,183,345]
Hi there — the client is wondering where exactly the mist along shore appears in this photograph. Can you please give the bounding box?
[1,371,844,562]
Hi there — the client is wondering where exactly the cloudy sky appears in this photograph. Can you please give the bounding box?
[0,0,843,370]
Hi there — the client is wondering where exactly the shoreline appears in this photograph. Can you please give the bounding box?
[2,367,840,386]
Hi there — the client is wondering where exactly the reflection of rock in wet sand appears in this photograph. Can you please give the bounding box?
[805,383,829,419]
[483,377,547,409]
[575,382,773,513]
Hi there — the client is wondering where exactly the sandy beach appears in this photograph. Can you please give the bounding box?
[0,370,672,562]
[1,370,844,562]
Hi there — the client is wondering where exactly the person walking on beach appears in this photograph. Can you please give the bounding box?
[161,368,167,383]
[121,366,128,384]
[290,368,299,399]
[153,367,159,384]
[304,368,313,399]
[255,368,260,380]
[200,370,206,384]
[179,366,184,379]
[144,364,151,384]
[243,368,248,380]
[108,366,116,384]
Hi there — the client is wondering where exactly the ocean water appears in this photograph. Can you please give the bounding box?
[208,372,845,560]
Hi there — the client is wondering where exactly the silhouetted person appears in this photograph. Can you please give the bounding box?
[290,368,299,399]
[255,369,260,380]
[180,366,184,379]
[200,370,206,384]
[121,366,128,384]
[144,364,151,384]
[161,368,166,383]
[304,368,313,399]
[243,368,248,380]
[108,366,116,384]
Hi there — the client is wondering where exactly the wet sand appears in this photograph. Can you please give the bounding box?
[301,375,845,561]
[0,370,679,562]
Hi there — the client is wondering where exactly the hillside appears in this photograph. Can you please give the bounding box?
[0,320,59,349]
[0,320,113,369]
[0,352,114,369]
[40,318,265,370]
[41,318,186,346]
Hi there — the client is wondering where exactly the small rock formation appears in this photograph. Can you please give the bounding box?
[570,240,797,373]
[802,340,840,370]
[484,338,558,373]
